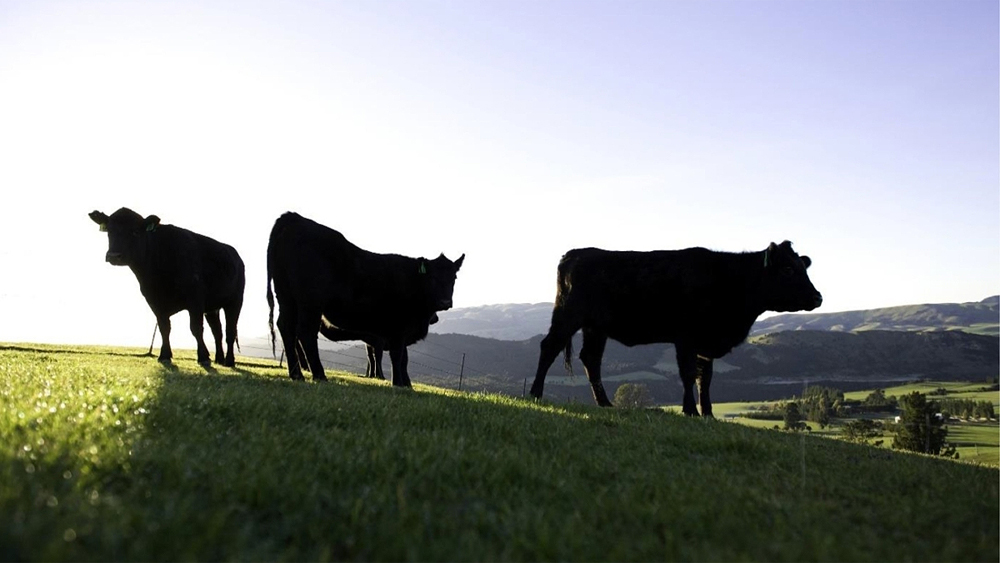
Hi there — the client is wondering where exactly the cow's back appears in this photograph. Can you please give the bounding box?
[267,212,362,305]
[556,247,748,347]
[191,231,245,309]
[131,225,243,313]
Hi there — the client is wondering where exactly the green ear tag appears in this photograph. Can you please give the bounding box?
[764,248,770,268]
[419,262,427,274]
[99,224,107,232]
[146,223,157,233]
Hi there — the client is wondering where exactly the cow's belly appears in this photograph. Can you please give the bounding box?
[604,323,682,347]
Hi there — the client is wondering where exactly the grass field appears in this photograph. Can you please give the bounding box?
[2,343,998,561]
[695,382,1000,466]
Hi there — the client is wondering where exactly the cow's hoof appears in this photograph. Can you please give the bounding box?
[198,360,212,369]
[313,376,328,383]
[157,357,173,366]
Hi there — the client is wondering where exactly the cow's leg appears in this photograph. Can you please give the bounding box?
[530,308,581,400]
[696,355,714,418]
[205,309,224,365]
[276,309,304,381]
[366,344,386,380]
[364,345,375,378]
[156,313,173,365]
[388,343,412,388]
[580,328,612,407]
[676,345,699,416]
[188,307,212,367]
[373,345,386,380]
[295,310,326,382]
[223,299,241,367]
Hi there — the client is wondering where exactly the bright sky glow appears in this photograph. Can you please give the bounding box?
[1,0,997,348]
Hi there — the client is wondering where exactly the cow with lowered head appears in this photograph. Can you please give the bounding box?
[266,211,463,385]
[530,241,822,416]
[89,208,245,367]
[318,313,439,380]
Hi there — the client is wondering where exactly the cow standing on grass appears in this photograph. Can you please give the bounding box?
[318,313,438,380]
[266,212,463,385]
[89,208,245,367]
[530,241,822,416]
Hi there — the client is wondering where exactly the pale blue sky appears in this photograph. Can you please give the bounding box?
[0,0,997,347]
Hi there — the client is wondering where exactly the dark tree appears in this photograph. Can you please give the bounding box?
[842,419,883,444]
[892,392,955,457]
[614,383,654,409]
[783,402,807,432]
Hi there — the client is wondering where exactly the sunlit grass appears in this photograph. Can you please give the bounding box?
[1,343,997,561]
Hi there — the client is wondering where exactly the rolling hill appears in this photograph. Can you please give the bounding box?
[243,296,999,405]
[429,296,1000,339]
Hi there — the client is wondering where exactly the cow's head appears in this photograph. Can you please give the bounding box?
[88,208,160,267]
[418,253,465,311]
[761,241,822,312]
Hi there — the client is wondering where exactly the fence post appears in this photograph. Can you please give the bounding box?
[458,353,465,391]
[147,323,157,356]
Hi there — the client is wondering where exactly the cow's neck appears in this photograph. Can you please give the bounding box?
[126,237,159,289]
[734,250,770,332]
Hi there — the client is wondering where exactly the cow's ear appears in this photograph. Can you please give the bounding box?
[144,215,160,232]
[89,211,109,231]
[801,255,812,269]
[454,253,465,270]
[764,242,778,268]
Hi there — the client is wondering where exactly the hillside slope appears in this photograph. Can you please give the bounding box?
[245,329,999,405]
[1,343,997,561]
[751,295,999,336]
[430,296,1000,340]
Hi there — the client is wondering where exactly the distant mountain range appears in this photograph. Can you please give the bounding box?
[430,296,999,340]
[243,296,999,405]
[749,295,999,336]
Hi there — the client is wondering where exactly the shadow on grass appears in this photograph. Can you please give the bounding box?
[0,343,155,359]
[4,344,998,562]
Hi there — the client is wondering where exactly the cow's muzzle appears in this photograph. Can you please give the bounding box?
[811,292,823,310]
[437,299,453,310]
[105,252,127,266]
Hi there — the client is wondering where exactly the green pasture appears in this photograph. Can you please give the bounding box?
[1,343,997,561]
[843,381,1000,406]
[696,382,999,466]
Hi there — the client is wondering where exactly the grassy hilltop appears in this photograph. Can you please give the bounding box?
[1,343,997,562]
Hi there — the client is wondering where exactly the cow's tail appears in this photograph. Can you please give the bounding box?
[266,270,277,360]
[556,253,575,377]
[563,340,574,377]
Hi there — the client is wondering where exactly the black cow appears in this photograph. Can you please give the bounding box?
[530,241,822,416]
[318,313,439,380]
[266,212,463,385]
[89,208,245,367]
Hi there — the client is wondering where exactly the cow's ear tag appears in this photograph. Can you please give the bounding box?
[99,223,107,232]
[146,223,157,232]
[763,248,770,268]
[418,262,427,274]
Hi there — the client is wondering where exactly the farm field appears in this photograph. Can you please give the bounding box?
[1,343,998,561]
[692,382,1000,466]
